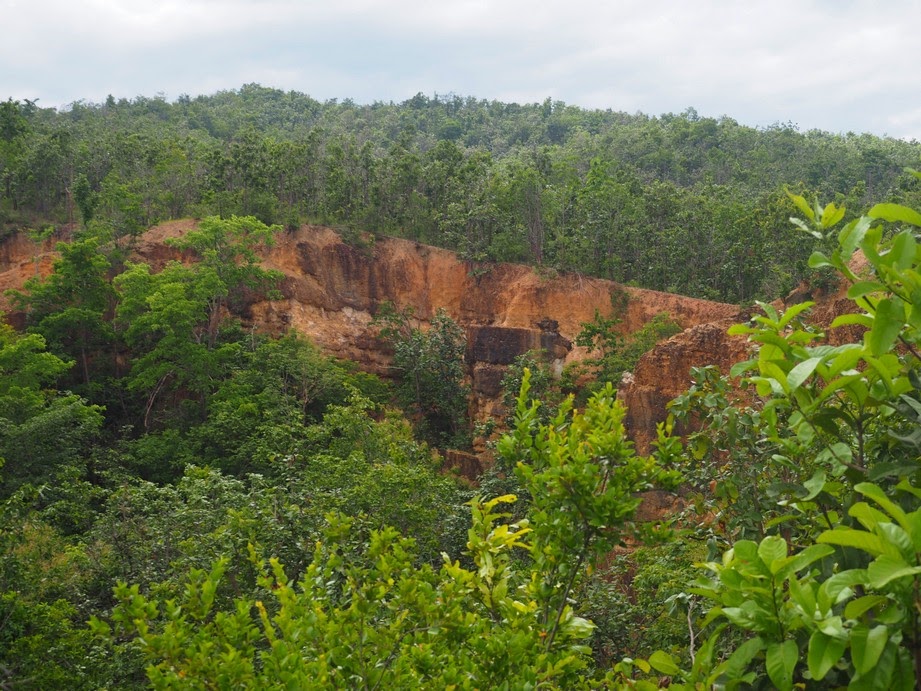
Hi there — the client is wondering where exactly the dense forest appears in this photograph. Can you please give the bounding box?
[4,86,921,688]
[3,84,921,302]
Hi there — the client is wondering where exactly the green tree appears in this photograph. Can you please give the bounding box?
[646,195,921,689]
[113,215,281,428]
[95,376,679,688]
[9,235,117,394]
[375,305,470,447]
[0,322,103,495]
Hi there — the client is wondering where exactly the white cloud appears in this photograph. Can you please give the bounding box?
[1,0,920,138]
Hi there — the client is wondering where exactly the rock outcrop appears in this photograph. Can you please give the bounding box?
[617,320,750,453]
[1,221,744,447]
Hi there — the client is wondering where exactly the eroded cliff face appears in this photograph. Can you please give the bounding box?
[617,272,864,453]
[617,320,751,453]
[0,221,747,449]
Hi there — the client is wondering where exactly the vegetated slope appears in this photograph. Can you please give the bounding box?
[619,266,861,453]
[0,220,739,440]
[3,86,921,303]
[0,217,865,457]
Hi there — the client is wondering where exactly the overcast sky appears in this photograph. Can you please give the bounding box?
[2,0,919,140]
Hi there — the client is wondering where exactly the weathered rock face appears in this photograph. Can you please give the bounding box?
[0,233,58,327]
[617,272,867,454]
[0,221,744,445]
[221,223,741,380]
[617,320,751,453]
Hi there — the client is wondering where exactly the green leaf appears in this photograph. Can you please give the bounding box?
[788,575,816,615]
[773,543,834,582]
[820,202,846,229]
[760,361,790,394]
[867,554,921,588]
[868,203,921,227]
[722,636,764,679]
[787,191,815,221]
[647,650,681,676]
[758,535,787,572]
[851,624,888,676]
[808,250,832,269]
[729,358,757,377]
[840,216,873,259]
[888,230,917,270]
[849,502,889,531]
[867,297,904,357]
[802,470,827,501]
[856,482,910,531]
[818,528,885,556]
[765,639,798,691]
[786,356,822,391]
[807,630,846,680]
[848,281,886,300]
[830,313,873,330]
[878,522,913,555]
[845,595,889,620]
[778,300,815,327]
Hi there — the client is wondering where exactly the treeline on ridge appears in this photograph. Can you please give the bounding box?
[3,84,921,301]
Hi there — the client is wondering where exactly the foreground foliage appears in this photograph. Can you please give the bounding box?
[636,193,921,689]
[94,380,677,688]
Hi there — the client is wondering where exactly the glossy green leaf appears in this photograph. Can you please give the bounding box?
[820,202,846,229]
[777,300,815,327]
[787,191,815,221]
[840,216,873,259]
[851,624,889,676]
[868,203,921,227]
[802,470,826,501]
[889,230,917,270]
[808,250,833,269]
[867,554,921,588]
[758,535,787,572]
[856,482,910,530]
[760,361,790,393]
[830,313,873,329]
[647,650,681,676]
[818,528,884,556]
[845,595,889,620]
[722,635,765,680]
[849,502,889,531]
[807,630,846,680]
[773,543,833,582]
[786,356,821,391]
[847,281,886,299]
[765,639,798,691]
[867,297,904,356]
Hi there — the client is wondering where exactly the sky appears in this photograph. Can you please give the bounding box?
[2,0,920,140]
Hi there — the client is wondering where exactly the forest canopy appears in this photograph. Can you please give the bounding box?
[5,86,921,688]
[3,85,921,301]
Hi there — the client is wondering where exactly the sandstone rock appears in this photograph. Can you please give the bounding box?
[617,320,749,454]
[0,221,747,462]
[442,449,483,482]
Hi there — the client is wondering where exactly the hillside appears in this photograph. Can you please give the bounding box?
[0,220,740,444]
[4,86,921,688]
[4,86,921,304]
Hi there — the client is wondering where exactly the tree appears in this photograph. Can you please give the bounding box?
[375,305,470,447]
[0,322,103,495]
[644,195,921,689]
[95,376,679,688]
[9,235,117,394]
[113,215,281,428]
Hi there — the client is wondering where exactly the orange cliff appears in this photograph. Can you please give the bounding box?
[1,221,744,448]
